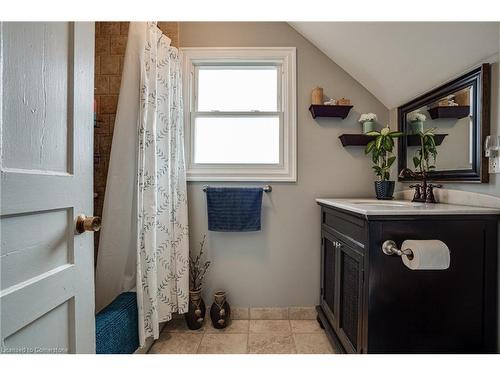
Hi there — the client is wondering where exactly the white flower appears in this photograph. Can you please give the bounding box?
[408,112,426,122]
[358,113,377,123]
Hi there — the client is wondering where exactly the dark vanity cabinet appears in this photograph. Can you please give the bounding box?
[317,203,499,354]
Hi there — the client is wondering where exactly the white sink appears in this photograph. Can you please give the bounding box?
[347,199,417,207]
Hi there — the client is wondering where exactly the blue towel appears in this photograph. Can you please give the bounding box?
[206,187,263,231]
[95,292,139,354]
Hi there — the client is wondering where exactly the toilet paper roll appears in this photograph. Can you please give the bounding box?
[401,240,450,270]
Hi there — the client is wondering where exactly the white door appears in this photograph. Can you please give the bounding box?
[0,22,95,354]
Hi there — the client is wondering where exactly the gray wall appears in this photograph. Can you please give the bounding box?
[179,22,389,307]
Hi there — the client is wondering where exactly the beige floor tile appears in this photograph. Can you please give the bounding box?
[197,333,248,354]
[293,333,334,354]
[162,317,205,333]
[249,319,291,333]
[205,319,249,334]
[248,333,297,354]
[148,332,202,354]
[290,319,324,333]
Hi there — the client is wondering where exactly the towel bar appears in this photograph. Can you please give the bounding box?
[202,185,272,193]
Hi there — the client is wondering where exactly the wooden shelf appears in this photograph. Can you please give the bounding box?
[309,104,353,119]
[338,134,375,146]
[428,106,470,120]
[338,133,448,147]
[406,134,448,146]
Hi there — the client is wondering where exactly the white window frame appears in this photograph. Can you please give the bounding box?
[181,47,297,182]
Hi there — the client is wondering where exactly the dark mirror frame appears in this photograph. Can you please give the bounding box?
[398,63,490,183]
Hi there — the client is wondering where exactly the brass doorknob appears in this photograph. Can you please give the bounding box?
[76,215,101,234]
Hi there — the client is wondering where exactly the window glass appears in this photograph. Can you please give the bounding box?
[197,67,278,112]
[194,116,280,164]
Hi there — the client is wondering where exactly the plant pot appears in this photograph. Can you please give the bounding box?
[410,120,424,134]
[210,290,231,329]
[374,181,395,200]
[362,121,375,134]
[185,288,206,330]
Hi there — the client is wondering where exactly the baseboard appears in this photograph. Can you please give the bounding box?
[172,306,317,320]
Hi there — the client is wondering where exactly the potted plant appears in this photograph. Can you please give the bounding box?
[359,113,378,134]
[185,235,210,330]
[365,126,404,200]
[407,112,426,134]
[412,128,437,174]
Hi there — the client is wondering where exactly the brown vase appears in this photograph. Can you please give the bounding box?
[210,290,231,329]
[185,289,206,330]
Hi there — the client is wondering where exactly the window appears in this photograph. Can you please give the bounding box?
[181,48,297,181]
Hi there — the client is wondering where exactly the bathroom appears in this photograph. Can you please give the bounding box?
[1,1,500,371]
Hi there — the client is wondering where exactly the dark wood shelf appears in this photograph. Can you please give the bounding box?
[309,104,353,119]
[428,105,470,119]
[338,133,448,147]
[406,133,448,146]
[338,134,375,146]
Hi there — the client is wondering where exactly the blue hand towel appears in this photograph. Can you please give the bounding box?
[206,187,263,232]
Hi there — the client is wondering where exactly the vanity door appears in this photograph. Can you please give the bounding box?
[320,232,339,330]
[336,241,364,354]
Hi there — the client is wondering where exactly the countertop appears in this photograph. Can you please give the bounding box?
[316,198,500,216]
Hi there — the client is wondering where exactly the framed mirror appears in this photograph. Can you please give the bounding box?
[398,64,490,182]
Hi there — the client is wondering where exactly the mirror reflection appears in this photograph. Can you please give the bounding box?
[405,85,473,172]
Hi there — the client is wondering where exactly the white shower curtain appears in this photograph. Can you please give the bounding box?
[95,22,189,346]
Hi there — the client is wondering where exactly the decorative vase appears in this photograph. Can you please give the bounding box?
[410,120,424,134]
[374,181,395,200]
[185,288,206,330]
[311,87,324,105]
[362,121,375,134]
[210,290,231,329]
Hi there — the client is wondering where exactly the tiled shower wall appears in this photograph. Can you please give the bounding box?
[93,22,179,262]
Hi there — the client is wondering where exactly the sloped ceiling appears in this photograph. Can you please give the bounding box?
[289,22,499,109]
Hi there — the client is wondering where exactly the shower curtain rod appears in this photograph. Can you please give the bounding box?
[202,185,272,193]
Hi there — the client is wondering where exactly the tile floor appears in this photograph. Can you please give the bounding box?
[148,318,335,354]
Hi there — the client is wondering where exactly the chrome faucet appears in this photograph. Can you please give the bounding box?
[399,168,442,203]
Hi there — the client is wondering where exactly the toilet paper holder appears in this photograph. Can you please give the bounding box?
[382,240,414,260]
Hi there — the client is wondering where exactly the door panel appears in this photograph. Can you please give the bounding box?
[321,234,337,327]
[2,22,73,173]
[4,300,74,354]
[337,242,363,353]
[1,208,73,289]
[1,22,95,354]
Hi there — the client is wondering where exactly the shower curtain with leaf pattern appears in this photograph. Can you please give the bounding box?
[136,22,189,345]
[95,22,189,347]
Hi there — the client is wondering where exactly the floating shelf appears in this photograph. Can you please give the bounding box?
[338,134,374,146]
[309,104,353,119]
[428,106,470,120]
[338,133,448,147]
[406,134,448,146]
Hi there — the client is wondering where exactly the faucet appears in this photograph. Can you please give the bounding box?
[399,168,442,203]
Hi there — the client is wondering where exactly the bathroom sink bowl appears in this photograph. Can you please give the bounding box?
[347,199,417,207]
